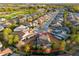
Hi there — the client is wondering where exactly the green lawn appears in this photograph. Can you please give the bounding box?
[0,9,37,19]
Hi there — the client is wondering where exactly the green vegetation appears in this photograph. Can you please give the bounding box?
[60,40,66,50]
[0,9,37,19]
[3,28,19,45]
[24,44,31,55]
[0,4,79,56]
[51,43,59,50]
[72,5,79,12]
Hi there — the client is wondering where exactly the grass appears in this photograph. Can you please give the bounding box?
[0,9,37,20]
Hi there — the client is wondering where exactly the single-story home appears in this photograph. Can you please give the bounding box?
[51,27,70,40]
[0,48,13,56]
[0,25,4,31]
[14,25,26,32]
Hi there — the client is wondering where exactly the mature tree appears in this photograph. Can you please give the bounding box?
[3,28,12,34]
[65,21,72,28]
[3,28,12,41]
[3,28,19,45]
[59,40,66,50]
[51,43,60,50]
[13,35,19,43]
[71,27,77,34]
[24,44,30,53]
[8,24,17,30]
[8,34,14,45]
[73,5,79,12]
[71,34,79,43]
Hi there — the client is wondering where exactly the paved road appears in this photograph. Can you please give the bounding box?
[24,11,60,45]
[43,11,59,31]
[38,11,59,32]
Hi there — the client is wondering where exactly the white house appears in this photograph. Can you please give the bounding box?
[0,18,6,24]
[14,25,26,31]
[0,42,2,48]
[0,18,6,22]
[0,25,4,31]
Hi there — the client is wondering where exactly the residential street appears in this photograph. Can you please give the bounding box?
[0,4,79,56]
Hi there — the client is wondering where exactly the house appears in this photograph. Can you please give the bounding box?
[39,16,45,20]
[49,13,63,28]
[15,15,27,24]
[67,13,79,26]
[32,22,38,27]
[38,8,45,12]
[58,18,63,23]
[32,33,51,48]
[0,25,4,31]
[71,21,79,26]
[15,31,25,40]
[5,21,12,26]
[0,42,3,53]
[0,42,2,49]
[8,19,17,24]
[14,25,26,31]
[37,14,51,26]
[62,27,70,33]
[16,34,36,50]
[33,14,38,19]
[75,13,79,20]
[19,16,27,24]
[0,24,7,28]
[16,40,25,49]
[38,18,44,25]
[16,30,27,39]
[12,17,19,23]
[22,31,32,40]
[0,18,6,24]
[24,14,30,20]
[14,26,34,40]
[27,16,33,22]
[0,18,6,21]
[44,14,50,20]
[45,33,61,50]
[0,48,13,56]
[50,22,62,27]
[51,27,70,40]
[30,13,38,20]
[32,32,60,49]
